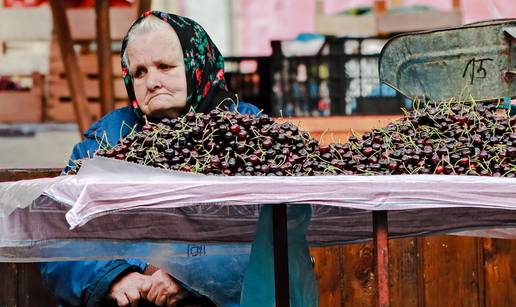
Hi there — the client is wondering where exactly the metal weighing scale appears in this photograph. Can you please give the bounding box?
[379,19,516,104]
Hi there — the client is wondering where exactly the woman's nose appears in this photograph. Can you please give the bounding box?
[146,70,162,91]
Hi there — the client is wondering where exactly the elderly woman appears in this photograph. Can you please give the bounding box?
[40,11,316,307]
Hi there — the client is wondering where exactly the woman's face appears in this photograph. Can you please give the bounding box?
[127,27,187,119]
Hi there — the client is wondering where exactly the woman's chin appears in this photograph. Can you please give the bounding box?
[141,99,186,119]
[146,101,169,113]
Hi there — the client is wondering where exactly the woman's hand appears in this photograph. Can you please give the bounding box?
[146,269,189,306]
[107,271,152,307]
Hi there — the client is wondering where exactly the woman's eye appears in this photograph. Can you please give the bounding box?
[134,68,145,78]
[159,63,172,70]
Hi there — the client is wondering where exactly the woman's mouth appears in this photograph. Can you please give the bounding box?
[148,93,170,104]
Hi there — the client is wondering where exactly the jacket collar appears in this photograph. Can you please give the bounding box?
[84,107,139,147]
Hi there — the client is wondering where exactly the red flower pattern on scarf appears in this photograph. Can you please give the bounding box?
[216,69,224,81]
[207,43,212,61]
[195,68,202,86]
[203,81,211,98]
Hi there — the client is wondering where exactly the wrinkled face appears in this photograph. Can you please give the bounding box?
[127,28,187,119]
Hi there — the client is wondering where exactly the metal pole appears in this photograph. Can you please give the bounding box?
[272,204,290,307]
[373,210,390,307]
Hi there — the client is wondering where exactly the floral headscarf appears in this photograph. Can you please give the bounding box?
[121,11,235,119]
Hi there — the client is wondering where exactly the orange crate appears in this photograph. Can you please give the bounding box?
[0,73,43,123]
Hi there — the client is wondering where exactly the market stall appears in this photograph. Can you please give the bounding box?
[0,14,515,307]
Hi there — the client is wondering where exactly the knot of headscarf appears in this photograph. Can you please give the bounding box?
[120,11,235,120]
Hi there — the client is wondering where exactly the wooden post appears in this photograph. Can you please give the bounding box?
[373,211,390,307]
[373,0,387,14]
[95,0,114,116]
[31,72,44,122]
[272,204,290,307]
[452,0,461,10]
[136,0,152,16]
[49,0,92,138]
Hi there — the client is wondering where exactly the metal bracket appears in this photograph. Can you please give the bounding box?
[504,27,516,39]
[504,27,516,84]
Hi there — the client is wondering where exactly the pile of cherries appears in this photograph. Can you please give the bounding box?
[346,101,515,176]
[69,101,515,177]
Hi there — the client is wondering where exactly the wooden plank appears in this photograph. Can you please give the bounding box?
[46,100,102,122]
[422,236,481,307]
[16,264,57,307]
[96,0,115,116]
[315,14,377,37]
[313,238,421,307]
[388,238,420,307]
[274,115,400,134]
[483,238,516,307]
[0,92,42,123]
[313,241,421,307]
[0,168,61,182]
[477,237,486,307]
[0,7,136,41]
[0,263,18,306]
[46,100,128,123]
[49,52,123,77]
[313,237,513,307]
[316,4,462,36]
[0,7,52,41]
[49,0,92,136]
[311,246,346,306]
[274,115,401,143]
[0,54,49,75]
[0,73,43,123]
[377,11,463,34]
[67,7,137,41]
[341,242,376,306]
[416,237,425,307]
[47,78,127,101]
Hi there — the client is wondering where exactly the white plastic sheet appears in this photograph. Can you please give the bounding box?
[1,157,514,306]
[1,157,516,251]
[0,175,71,218]
[11,157,508,229]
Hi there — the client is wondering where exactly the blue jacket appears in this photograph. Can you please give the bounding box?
[40,102,260,307]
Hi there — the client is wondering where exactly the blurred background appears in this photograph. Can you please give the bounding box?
[0,0,515,168]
